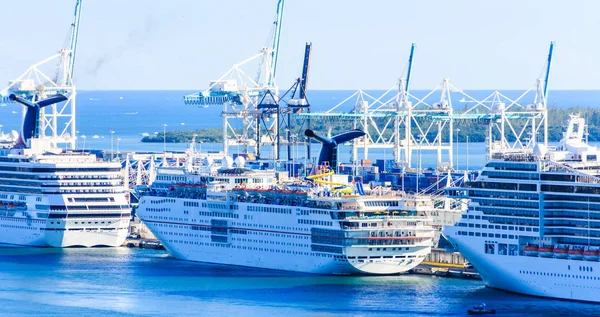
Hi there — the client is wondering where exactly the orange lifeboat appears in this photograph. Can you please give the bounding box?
[569,248,584,260]
[523,244,539,256]
[553,246,569,259]
[538,245,554,257]
[584,249,599,261]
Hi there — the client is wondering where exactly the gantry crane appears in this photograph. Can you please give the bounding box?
[0,0,83,149]
[183,0,285,157]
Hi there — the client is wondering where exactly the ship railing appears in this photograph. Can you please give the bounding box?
[345,215,427,221]
[342,236,433,247]
[541,160,600,184]
[494,152,537,162]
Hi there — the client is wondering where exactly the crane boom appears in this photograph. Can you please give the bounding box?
[269,0,285,86]
[299,42,312,99]
[543,41,555,100]
[405,43,415,93]
[68,0,83,85]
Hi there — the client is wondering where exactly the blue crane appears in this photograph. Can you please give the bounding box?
[543,41,555,101]
[405,43,415,93]
[67,0,83,86]
[268,0,285,87]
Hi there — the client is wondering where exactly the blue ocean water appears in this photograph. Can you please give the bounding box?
[0,90,599,168]
[0,247,598,317]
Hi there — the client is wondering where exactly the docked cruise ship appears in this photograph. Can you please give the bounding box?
[0,94,130,247]
[443,115,600,302]
[0,146,130,247]
[137,153,435,274]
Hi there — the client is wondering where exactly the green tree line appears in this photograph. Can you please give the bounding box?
[142,106,600,144]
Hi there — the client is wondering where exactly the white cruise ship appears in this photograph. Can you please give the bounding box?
[443,115,600,302]
[136,156,435,275]
[0,93,130,247]
[0,146,130,247]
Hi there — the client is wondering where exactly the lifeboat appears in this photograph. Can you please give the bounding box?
[553,246,569,259]
[584,249,600,261]
[523,244,539,256]
[569,248,584,260]
[6,203,17,210]
[538,245,554,257]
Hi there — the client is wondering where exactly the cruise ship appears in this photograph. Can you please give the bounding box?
[443,115,600,302]
[0,94,130,247]
[137,130,435,275]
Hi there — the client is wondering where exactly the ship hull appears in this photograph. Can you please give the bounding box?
[145,219,430,275]
[445,230,600,303]
[0,216,128,247]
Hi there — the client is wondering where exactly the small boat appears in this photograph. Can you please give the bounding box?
[569,248,584,260]
[467,303,496,315]
[539,245,554,257]
[584,249,599,261]
[553,246,569,259]
[523,244,539,256]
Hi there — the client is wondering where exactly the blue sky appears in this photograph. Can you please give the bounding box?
[0,0,598,90]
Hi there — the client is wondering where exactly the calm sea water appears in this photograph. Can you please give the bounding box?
[0,247,598,317]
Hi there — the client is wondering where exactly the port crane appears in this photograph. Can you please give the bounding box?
[299,42,554,171]
[183,0,285,157]
[254,42,313,162]
[0,0,82,149]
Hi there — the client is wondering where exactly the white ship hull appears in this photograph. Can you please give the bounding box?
[0,216,128,247]
[139,165,435,275]
[144,219,430,275]
[446,232,600,302]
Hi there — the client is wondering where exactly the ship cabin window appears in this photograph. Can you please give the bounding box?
[508,244,518,256]
[475,216,481,219]
[468,215,474,219]
[586,155,597,161]
[485,243,495,254]
[526,227,532,232]
[482,224,488,229]
[482,233,488,237]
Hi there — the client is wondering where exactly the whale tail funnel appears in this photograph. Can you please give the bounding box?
[10,94,68,147]
[304,129,365,174]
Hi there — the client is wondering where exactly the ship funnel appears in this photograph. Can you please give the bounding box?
[304,128,365,173]
[9,93,68,147]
